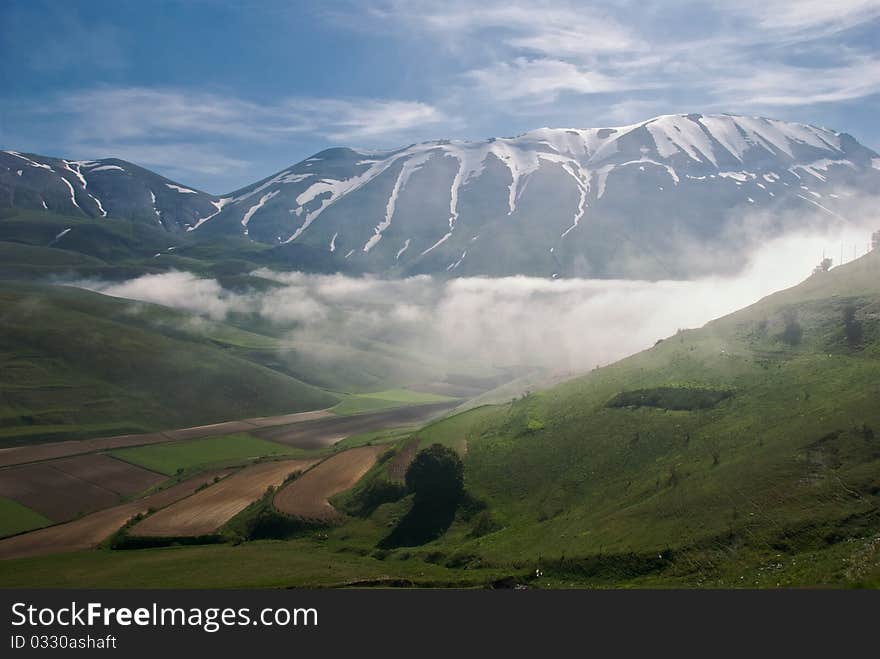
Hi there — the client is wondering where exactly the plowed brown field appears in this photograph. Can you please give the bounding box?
[131,459,318,537]
[273,446,385,521]
[0,470,232,560]
[0,455,165,521]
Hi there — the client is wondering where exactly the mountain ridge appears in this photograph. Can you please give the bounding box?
[4,113,879,279]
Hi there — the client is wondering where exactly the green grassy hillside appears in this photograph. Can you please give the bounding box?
[0,283,339,445]
[401,250,880,586]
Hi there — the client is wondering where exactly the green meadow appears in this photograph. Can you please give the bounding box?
[0,497,52,539]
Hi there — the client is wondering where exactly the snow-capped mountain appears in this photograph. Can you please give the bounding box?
[4,113,879,278]
[0,151,219,231]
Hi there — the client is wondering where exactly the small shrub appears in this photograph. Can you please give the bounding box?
[470,510,501,537]
[343,478,407,517]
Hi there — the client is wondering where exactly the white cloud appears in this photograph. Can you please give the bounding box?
[277,98,453,142]
[466,58,642,103]
[731,0,880,36]
[54,87,450,146]
[361,1,637,55]
[711,56,880,107]
[358,0,880,115]
[38,87,451,186]
[68,141,252,179]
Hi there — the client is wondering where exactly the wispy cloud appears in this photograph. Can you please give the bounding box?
[31,87,452,185]
[375,1,638,56]
[53,87,450,145]
[711,55,880,107]
[731,0,880,36]
[358,0,880,115]
[66,142,253,180]
[465,58,645,103]
[275,98,454,142]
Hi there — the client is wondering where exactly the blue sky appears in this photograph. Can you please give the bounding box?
[1,0,878,194]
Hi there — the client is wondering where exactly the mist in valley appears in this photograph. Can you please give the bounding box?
[74,215,877,388]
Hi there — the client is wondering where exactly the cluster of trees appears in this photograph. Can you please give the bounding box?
[380,444,464,548]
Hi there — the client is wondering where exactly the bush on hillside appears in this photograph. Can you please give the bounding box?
[378,444,465,548]
[607,387,733,411]
[405,444,464,505]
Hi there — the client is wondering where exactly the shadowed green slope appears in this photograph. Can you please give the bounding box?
[0,283,339,445]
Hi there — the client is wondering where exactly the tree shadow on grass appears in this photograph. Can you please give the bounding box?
[378,499,458,549]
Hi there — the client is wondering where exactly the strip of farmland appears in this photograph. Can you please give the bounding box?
[273,446,385,521]
[253,402,458,448]
[0,469,233,560]
[0,454,165,521]
[0,409,334,468]
[130,459,319,537]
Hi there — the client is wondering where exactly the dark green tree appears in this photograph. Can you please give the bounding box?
[379,444,465,548]
[405,443,464,504]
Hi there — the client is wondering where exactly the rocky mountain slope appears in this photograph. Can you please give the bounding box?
[4,113,878,278]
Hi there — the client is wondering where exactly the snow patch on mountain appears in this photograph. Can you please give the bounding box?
[88,165,125,173]
[241,190,279,233]
[61,160,107,217]
[6,151,53,171]
[188,197,230,231]
[58,177,81,211]
[364,151,433,252]
[647,115,718,165]
[166,183,199,194]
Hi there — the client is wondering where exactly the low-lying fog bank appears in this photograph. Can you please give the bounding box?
[75,224,876,376]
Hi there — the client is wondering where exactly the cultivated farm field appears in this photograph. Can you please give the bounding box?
[131,459,319,537]
[273,446,386,521]
[0,454,165,522]
[0,469,233,560]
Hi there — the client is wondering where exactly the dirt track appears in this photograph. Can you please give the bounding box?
[131,459,318,537]
[254,402,457,449]
[273,446,385,521]
[0,470,232,560]
[0,409,334,468]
